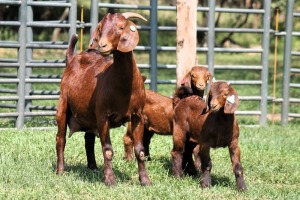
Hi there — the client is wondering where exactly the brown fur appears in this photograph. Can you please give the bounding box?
[55,13,151,186]
[171,81,247,191]
[123,66,212,163]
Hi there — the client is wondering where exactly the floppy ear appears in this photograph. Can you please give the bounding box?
[117,21,139,52]
[224,87,239,114]
[205,86,212,110]
[89,24,101,49]
[180,72,191,87]
[206,71,213,84]
[141,75,147,83]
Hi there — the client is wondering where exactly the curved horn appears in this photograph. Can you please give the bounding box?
[122,12,147,21]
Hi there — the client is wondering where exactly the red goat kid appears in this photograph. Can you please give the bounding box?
[123,66,212,164]
[56,13,151,186]
[172,81,247,191]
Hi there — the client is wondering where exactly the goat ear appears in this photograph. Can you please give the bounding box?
[180,72,191,87]
[117,21,139,52]
[224,87,239,114]
[205,87,212,110]
[89,25,101,49]
[141,75,147,83]
[207,71,213,84]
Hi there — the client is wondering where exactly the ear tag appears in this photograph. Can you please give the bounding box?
[130,25,136,32]
[226,95,235,104]
[212,77,216,83]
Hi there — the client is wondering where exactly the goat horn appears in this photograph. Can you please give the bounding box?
[122,12,147,21]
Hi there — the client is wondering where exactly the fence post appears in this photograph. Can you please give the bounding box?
[260,0,271,125]
[176,0,198,87]
[16,0,27,129]
[282,0,294,125]
[90,0,99,37]
[150,0,158,91]
[69,0,77,40]
[207,0,215,74]
[25,0,33,120]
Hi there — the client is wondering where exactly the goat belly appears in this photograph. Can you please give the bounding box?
[108,113,130,128]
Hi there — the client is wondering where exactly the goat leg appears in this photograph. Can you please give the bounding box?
[171,123,186,177]
[55,97,68,174]
[84,132,97,170]
[199,145,212,188]
[229,144,247,191]
[182,140,197,176]
[193,144,201,171]
[99,120,116,186]
[131,114,151,186]
[123,122,134,161]
[143,129,154,161]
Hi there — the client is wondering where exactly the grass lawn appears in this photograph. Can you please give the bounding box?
[0,124,299,199]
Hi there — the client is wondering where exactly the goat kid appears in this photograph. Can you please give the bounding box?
[123,66,212,163]
[56,12,151,186]
[172,81,247,191]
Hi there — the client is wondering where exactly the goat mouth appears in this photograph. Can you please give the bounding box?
[96,47,112,56]
[196,86,205,91]
[98,50,111,56]
[210,105,220,112]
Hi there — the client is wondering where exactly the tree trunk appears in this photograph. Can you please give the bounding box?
[176,0,198,87]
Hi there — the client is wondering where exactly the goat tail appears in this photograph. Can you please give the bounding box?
[66,34,78,65]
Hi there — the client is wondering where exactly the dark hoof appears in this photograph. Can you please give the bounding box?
[88,164,98,171]
[200,174,212,189]
[140,177,152,186]
[103,171,116,186]
[237,179,247,191]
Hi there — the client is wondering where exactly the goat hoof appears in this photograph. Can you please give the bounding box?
[104,174,116,186]
[56,171,63,175]
[200,175,212,188]
[88,164,98,171]
[237,179,247,191]
[200,182,211,189]
[56,168,64,175]
[140,177,151,186]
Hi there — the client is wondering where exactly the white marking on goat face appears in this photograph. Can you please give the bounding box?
[226,95,235,104]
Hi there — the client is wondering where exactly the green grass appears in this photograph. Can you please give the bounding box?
[0,124,299,199]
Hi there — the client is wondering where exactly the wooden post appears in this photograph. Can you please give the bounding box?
[176,0,198,87]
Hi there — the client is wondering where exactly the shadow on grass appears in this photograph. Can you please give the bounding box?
[52,163,132,184]
[152,156,233,188]
[211,174,232,188]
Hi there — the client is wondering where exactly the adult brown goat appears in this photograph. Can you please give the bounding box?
[123,66,212,163]
[55,12,151,186]
[171,81,247,191]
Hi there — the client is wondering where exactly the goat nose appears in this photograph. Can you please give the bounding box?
[99,42,107,48]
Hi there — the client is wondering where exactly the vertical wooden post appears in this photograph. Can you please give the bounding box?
[176,0,198,87]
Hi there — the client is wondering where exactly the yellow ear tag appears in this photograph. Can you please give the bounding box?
[130,25,136,32]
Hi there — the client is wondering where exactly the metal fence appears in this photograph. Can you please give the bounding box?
[280,0,300,124]
[0,0,299,129]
